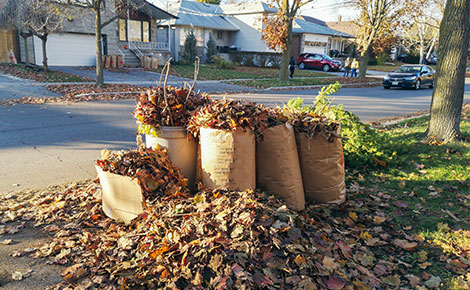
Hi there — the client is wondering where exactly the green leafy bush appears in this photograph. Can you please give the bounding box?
[377,52,389,65]
[287,83,400,168]
[368,57,378,65]
[212,55,237,69]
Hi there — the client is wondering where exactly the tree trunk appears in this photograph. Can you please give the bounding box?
[41,35,49,71]
[95,6,104,86]
[358,49,370,78]
[279,20,293,81]
[426,0,470,143]
[419,44,424,64]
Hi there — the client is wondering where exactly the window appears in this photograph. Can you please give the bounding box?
[217,30,223,40]
[309,54,322,60]
[142,21,149,42]
[118,19,151,42]
[119,19,126,41]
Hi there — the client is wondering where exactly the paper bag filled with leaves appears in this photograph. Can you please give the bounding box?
[295,130,345,204]
[188,99,268,191]
[199,127,255,190]
[257,120,305,210]
[96,147,188,223]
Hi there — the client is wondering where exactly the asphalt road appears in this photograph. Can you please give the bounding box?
[225,83,470,122]
[1,83,470,194]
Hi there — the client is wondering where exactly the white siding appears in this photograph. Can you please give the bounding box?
[231,14,275,53]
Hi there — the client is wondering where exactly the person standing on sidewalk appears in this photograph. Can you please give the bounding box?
[351,58,359,77]
[343,57,351,77]
[289,56,296,79]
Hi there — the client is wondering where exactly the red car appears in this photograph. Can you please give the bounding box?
[297,53,341,72]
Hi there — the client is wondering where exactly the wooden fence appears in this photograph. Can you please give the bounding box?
[0,29,19,63]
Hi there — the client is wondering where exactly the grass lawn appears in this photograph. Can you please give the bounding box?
[169,64,332,80]
[347,108,470,288]
[0,63,91,82]
[226,76,380,88]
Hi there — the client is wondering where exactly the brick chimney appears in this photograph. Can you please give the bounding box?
[337,15,342,23]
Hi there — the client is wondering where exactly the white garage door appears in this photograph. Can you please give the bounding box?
[34,33,96,66]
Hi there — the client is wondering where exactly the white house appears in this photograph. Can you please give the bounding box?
[160,0,353,62]
[17,0,176,66]
[292,16,354,56]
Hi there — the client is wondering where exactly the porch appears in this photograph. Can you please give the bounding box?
[118,41,171,67]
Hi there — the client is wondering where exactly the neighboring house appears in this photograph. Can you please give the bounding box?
[159,0,277,61]
[18,0,176,66]
[159,0,351,62]
[158,0,240,60]
[292,16,354,57]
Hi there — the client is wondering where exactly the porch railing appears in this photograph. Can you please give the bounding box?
[129,41,169,51]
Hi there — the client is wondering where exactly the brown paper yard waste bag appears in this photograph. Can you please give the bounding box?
[96,166,143,224]
[200,127,255,191]
[257,124,305,210]
[295,132,346,204]
[146,126,197,192]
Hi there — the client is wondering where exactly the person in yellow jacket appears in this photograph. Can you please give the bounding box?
[350,58,359,77]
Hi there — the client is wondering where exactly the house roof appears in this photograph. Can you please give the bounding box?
[221,2,276,15]
[299,15,326,27]
[162,0,239,31]
[131,0,177,20]
[325,20,360,38]
[293,17,354,38]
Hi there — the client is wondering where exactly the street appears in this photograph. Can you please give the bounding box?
[1,82,470,194]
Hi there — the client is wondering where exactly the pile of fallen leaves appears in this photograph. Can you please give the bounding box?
[0,84,148,106]
[0,64,92,83]
[187,98,269,141]
[133,86,211,136]
[96,147,188,198]
[1,176,460,289]
[47,84,147,101]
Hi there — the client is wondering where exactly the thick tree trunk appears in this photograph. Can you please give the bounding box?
[426,0,470,143]
[280,20,293,81]
[358,49,370,78]
[95,6,104,86]
[41,35,49,71]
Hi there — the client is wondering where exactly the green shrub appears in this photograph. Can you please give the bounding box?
[377,51,389,65]
[205,35,217,63]
[212,55,237,69]
[368,57,378,65]
[287,83,401,168]
[182,30,197,63]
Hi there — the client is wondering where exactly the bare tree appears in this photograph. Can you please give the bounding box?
[426,0,470,142]
[400,0,442,63]
[63,0,135,86]
[352,0,417,77]
[4,0,69,70]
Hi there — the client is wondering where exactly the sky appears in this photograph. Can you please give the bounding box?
[148,0,359,22]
